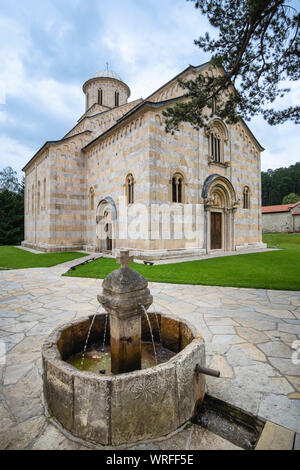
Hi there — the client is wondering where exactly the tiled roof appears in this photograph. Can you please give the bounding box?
[262,201,300,214]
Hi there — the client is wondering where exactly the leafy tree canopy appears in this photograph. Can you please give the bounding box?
[261,161,300,205]
[164,0,300,133]
[0,189,24,245]
[0,166,20,193]
[0,167,24,245]
[282,192,300,203]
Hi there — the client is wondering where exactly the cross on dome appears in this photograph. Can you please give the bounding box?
[116,250,134,269]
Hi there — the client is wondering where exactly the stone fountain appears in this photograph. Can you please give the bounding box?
[98,251,152,374]
[42,250,207,446]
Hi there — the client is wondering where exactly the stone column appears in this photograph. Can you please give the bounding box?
[109,313,142,374]
[204,205,211,254]
[98,250,153,374]
[230,208,236,251]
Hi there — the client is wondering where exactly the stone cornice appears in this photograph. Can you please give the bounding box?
[22,130,92,172]
[82,76,131,98]
[82,96,184,152]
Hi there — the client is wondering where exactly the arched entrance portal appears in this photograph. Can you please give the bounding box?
[96,197,117,252]
[202,175,238,253]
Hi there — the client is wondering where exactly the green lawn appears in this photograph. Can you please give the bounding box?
[63,233,300,291]
[0,246,87,269]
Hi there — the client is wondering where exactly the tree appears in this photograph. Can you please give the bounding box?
[282,192,300,203]
[261,162,300,205]
[0,166,20,192]
[163,0,300,133]
[0,189,24,245]
[0,167,24,245]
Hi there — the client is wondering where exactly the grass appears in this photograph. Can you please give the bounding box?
[0,246,87,269]
[64,233,300,291]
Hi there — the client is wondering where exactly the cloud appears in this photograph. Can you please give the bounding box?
[249,79,300,171]
[0,0,298,178]
[0,135,35,179]
[96,0,212,99]
[259,122,300,171]
[0,15,82,123]
[0,111,15,125]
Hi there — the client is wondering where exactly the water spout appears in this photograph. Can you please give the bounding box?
[80,311,98,368]
[140,304,158,365]
[101,312,108,352]
[153,302,162,344]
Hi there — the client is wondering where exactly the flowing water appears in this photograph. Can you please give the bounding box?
[140,304,158,364]
[77,305,165,374]
[152,303,162,344]
[80,306,104,368]
[68,341,175,375]
[80,313,97,368]
[101,312,108,352]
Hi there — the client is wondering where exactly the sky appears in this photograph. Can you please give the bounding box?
[0,0,299,181]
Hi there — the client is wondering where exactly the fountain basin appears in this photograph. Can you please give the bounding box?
[42,312,206,446]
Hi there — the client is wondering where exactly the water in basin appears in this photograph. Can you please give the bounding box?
[67,341,175,375]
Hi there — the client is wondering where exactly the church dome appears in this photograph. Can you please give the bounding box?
[92,69,123,82]
[83,65,130,111]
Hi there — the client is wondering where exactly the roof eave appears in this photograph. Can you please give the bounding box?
[22,130,92,172]
[82,97,183,152]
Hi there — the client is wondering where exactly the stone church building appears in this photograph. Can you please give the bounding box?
[22,63,266,260]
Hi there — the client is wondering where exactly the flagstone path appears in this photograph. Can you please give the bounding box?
[0,256,299,449]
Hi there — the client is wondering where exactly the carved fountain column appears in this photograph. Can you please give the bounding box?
[98,250,153,374]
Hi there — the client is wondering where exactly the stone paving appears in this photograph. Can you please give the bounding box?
[0,256,299,450]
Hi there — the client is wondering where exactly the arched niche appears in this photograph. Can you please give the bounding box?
[202,174,239,253]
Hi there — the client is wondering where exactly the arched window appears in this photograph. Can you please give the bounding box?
[31,184,34,215]
[37,180,41,214]
[43,178,46,211]
[98,88,103,105]
[207,120,228,164]
[115,91,119,107]
[89,187,95,210]
[210,132,221,162]
[172,173,184,203]
[243,186,250,209]
[126,174,134,204]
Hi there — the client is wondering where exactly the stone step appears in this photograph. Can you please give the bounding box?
[255,421,295,450]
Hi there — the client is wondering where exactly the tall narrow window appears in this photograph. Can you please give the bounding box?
[27,188,30,214]
[126,174,134,204]
[86,93,89,110]
[207,120,227,164]
[172,173,184,203]
[243,187,250,209]
[89,187,95,210]
[172,178,177,202]
[98,88,103,105]
[32,184,34,215]
[37,180,41,214]
[43,178,46,211]
[210,132,221,162]
[115,91,119,107]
